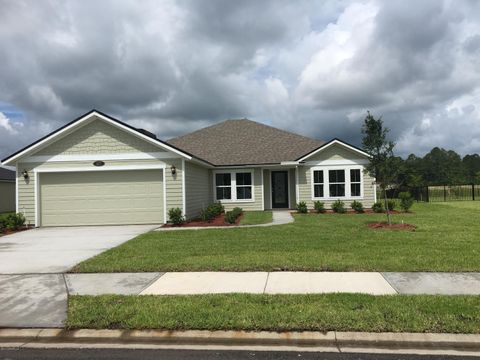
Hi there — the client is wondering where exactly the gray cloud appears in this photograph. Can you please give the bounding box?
[1,0,480,160]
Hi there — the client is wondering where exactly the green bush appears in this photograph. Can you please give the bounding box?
[399,192,414,212]
[200,202,225,222]
[0,218,6,233]
[5,213,25,231]
[387,199,397,211]
[351,200,364,213]
[372,201,384,213]
[313,201,326,213]
[296,201,308,214]
[225,207,243,224]
[332,200,346,213]
[168,208,185,225]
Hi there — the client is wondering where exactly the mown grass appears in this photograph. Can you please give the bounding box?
[67,294,480,333]
[240,211,273,225]
[72,202,480,272]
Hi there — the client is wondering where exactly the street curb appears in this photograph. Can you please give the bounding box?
[0,329,479,351]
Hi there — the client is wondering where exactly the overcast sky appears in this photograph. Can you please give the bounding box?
[1,0,480,160]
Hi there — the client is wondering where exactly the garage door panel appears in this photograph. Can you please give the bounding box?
[40,170,163,226]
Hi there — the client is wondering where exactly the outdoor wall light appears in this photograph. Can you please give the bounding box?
[170,165,177,175]
[22,170,29,180]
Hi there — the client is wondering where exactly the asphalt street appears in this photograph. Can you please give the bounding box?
[0,349,477,360]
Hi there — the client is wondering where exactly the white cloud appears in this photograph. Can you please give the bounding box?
[0,112,17,134]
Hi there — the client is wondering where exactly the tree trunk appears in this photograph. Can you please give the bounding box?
[383,187,391,225]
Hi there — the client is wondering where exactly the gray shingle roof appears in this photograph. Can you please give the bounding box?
[167,119,325,166]
[0,167,15,181]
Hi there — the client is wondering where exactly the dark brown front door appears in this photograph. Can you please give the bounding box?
[271,171,289,208]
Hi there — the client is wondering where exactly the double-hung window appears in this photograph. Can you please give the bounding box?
[329,169,345,197]
[350,169,361,197]
[215,173,232,200]
[312,170,324,198]
[215,171,253,201]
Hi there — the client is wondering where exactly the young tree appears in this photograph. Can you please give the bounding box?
[361,111,399,225]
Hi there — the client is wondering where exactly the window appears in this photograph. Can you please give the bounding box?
[215,173,231,200]
[215,171,253,201]
[313,170,324,198]
[350,169,361,197]
[329,169,345,197]
[236,172,252,200]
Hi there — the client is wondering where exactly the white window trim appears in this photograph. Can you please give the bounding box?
[311,165,364,200]
[213,169,255,203]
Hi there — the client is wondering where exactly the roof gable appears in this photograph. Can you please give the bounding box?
[167,119,325,166]
[297,139,371,162]
[2,110,196,165]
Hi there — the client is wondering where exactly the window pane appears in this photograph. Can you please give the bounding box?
[236,186,252,200]
[216,187,231,200]
[215,173,231,186]
[313,170,323,184]
[329,184,345,197]
[314,184,324,198]
[236,172,252,186]
[329,169,345,183]
[351,183,361,197]
[350,169,361,183]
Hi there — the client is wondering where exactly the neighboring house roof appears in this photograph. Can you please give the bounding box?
[1,110,213,167]
[0,167,15,181]
[167,119,325,166]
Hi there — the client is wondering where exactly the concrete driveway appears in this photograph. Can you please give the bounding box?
[0,224,156,327]
[0,224,157,273]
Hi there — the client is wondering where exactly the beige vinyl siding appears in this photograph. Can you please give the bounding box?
[305,144,365,162]
[39,170,163,226]
[0,181,15,213]
[165,158,183,216]
[184,161,210,219]
[263,169,271,210]
[36,118,162,155]
[213,168,263,211]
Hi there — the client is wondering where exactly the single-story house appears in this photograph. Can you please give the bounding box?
[0,167,16,213]
[1,110,375,227]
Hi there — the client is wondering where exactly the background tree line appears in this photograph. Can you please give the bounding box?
[395,148,480,187]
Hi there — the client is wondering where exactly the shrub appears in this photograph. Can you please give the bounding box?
[200,202,225,222]
[225,207,243,224]
[168,208,184,225]
[5,213,26,231]
[387,199,397,211]
[332,200,346,213]
[399,192,414,212]
[351,200,364,213]
[313,201,326,213]
[0,218,6,233]
[372,201,384,213]
[296,201,308,214]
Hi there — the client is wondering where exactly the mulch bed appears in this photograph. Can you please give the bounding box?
[308,209,403,215]
[162,212,243,228]
[1,226,34,236]
[367,222,416,230]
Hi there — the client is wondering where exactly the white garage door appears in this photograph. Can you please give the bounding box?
[40,170,163,226]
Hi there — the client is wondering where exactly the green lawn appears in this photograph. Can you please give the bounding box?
[67,294,480,333]
[240,211,273,225]
[73,202,480,272]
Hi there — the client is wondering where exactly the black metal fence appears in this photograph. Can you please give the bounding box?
[378,184,480,202]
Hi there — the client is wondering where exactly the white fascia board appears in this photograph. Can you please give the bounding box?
[2,111,192,165]
[297,139,371,162]
[33,164,166,173]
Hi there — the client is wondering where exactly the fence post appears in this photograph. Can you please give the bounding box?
[426,186,429,202]
[444,185,447,202]
[473,184,476,201]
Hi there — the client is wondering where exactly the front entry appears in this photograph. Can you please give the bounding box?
[271,171,289,208]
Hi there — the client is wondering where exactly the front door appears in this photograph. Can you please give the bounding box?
[271,171,289,208]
